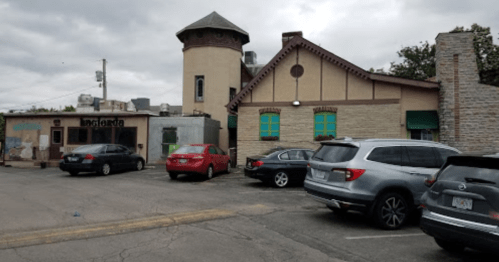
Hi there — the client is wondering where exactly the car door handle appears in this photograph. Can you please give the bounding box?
[409,172,420,176]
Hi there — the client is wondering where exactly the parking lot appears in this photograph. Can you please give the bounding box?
[0,165,494,261]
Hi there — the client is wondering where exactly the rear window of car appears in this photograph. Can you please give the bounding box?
[438,165,499,185]
[72,145,105,153]
[312,144,359,163]
[174,146,205,154]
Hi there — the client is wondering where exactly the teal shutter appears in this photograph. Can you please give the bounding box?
[314,112,337,138]
[260,113,280,139]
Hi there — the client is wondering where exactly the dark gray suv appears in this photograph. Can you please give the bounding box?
[304,138,460,229]
[420,155,499,253]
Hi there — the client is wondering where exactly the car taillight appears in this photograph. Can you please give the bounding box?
[307,163,311,167]
[424,176,436,187]
[333,168,365,181]
[60,155,64,159]
[252,161,264,167]
[84,154,95,160]
[419,204,427,209]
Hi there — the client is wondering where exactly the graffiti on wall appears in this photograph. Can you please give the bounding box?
[13,123,42,131]
[5,136,35,160]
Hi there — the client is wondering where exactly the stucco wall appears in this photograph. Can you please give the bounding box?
[237,103,401,164]
[182,46,241,152]
[4,115,149,167]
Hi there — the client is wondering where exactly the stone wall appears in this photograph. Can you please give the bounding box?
[237,103,401,164]
[436,32,499,152]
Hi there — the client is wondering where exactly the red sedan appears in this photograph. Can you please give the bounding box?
[166,144,231,180]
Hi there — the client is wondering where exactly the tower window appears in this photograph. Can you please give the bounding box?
[229,87,236,101]
[195,76,204,102]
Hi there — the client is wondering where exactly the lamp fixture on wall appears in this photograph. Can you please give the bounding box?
[292,100,301,106]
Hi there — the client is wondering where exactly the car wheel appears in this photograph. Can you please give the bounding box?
[374,192,409,230]
[136,160,144,171]
[169,172,178,180]
[327,205,348,216]
[434,238,465,252]
[272,171,289,188]
[226,161,231,174]
[99,163,111,176]
[69,171,79,176]
[207,166,213,180]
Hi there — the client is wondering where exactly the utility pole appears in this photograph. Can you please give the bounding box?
[103,59,107,102]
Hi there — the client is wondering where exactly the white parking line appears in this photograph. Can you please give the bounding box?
[345,233,426,240]
[239,190,305,194]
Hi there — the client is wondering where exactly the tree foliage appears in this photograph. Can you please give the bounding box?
[62,105,76,112]
[388,23,499,86]
[0,112,4,145]
[389,41,436,81]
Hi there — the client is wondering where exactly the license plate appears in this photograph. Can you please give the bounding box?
[179,159,187,164]
[452,197,473,210]
[314,170,327,179]
[69,157,78,162]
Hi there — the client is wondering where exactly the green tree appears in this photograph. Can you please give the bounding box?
[388,23,499,86]
[26,106,57,113]
[62,105,76,112]
[0,112,4,142]
[388,41,436,81]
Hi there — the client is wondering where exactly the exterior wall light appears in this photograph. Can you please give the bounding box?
[292,101,301,106]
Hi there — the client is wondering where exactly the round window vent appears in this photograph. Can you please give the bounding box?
[290,65,304,78]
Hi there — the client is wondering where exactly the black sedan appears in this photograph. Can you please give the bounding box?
[59,144,145,176]
[245,147,315,188]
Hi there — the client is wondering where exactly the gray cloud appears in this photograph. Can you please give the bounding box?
[1,0,498,112]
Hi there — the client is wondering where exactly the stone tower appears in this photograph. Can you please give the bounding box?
[176,11,249,151]
[436,32,499,153]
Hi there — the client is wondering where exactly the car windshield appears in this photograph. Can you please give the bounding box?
[174,146,205,154]
[72,145,105,153]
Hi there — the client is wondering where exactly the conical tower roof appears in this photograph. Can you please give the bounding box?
[177,11,249,45]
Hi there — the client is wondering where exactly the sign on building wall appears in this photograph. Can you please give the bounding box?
[13,123,42,131]
[80,117,125,127]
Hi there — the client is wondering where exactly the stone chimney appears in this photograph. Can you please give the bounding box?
[282,31,302,47]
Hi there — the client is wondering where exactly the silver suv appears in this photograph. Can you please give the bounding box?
[304,138,460,229]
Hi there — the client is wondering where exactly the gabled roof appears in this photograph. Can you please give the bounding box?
[176,11,249,45]
[226,35,440,112]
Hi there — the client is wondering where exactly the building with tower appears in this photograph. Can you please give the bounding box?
[176,11,250,152]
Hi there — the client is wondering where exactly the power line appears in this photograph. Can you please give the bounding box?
[0,86,99,110]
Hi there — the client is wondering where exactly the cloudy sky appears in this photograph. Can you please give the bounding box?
[1,0,498,112]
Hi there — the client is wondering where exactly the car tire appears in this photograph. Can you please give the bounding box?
[434,238,465,252]
[272,171,289,188]
[136,160,144,171]
[99,163,111,176]
[226,161,231,174]
[327,205,348,216]
[374,192,409,230]
[169,172,178,180]
[207,166,213,180]
[69,171,79,176]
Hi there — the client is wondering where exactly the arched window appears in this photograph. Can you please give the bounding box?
[195,76,204,101]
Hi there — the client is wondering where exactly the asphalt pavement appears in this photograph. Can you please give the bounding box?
[0,165,495,262]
